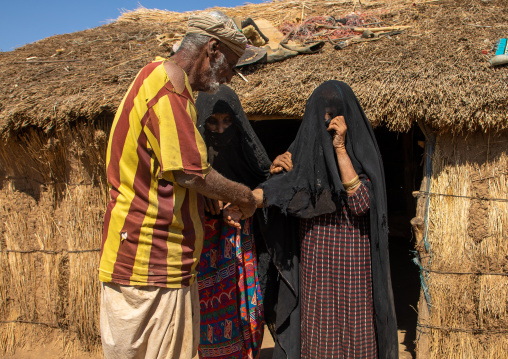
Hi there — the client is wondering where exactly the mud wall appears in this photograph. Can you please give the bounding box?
[415,130,508,358]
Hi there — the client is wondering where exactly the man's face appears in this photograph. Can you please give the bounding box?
[202,41,240,94]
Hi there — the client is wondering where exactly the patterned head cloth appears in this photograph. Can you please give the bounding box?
[186,14,248,57]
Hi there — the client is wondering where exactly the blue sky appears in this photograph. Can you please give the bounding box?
[0,1,265,52]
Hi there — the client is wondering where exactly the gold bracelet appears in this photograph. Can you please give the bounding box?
[343,178,360,191]
[342,175,359,190]
[346,181,361,192]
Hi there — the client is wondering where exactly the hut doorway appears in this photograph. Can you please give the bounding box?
[251,119,425,357]
[375,126,425,358]
[250,119,302,162]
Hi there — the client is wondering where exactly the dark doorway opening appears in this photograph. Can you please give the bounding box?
[375,125,425,358]
[250,119,301,160]
[251,119,424,358]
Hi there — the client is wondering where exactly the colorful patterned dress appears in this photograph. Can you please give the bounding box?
[197,216,264,359]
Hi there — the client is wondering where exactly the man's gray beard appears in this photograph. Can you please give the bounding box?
[205,53,226,94]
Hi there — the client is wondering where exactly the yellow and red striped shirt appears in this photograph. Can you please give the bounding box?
[99,59,211,288]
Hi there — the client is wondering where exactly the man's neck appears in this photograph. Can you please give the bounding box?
[171,50,204,91]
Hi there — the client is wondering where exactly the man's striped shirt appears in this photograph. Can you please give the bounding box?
[99,58,211,288]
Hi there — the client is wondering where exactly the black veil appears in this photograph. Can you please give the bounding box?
[262,80,369,217]
[261,80,398,358]
[196,85,271,189]
[196,85,280,354]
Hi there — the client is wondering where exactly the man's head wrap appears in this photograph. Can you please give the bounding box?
[186,14,248,57]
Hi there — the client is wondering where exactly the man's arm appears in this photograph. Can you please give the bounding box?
[173,169,256,219]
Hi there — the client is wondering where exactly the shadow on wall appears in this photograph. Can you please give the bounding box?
[0,119,110,204]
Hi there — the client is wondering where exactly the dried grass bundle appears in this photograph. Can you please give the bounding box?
[417,131,508,358]
[0,124,108,355]
[62,185,104,350]
[0,208,57,354]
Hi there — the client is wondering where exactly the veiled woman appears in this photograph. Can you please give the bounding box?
[195,85,271,359]
[258,80,398,358]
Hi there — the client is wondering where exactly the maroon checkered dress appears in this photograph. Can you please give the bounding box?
[300,181,377,359]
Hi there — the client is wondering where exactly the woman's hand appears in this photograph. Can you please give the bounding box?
[204,197,223,215]
[327,116,347,151]
[270,151,293,174]
[223,203,242,228]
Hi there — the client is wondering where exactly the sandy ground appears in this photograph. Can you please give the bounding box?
[259,326,275,359]
[2,328,413,359]
[259,326,414,359]
[2,332,413,359]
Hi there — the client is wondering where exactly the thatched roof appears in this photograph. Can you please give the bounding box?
[0,0,506,137]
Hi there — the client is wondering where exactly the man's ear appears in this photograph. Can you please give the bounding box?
[207,38,221,59]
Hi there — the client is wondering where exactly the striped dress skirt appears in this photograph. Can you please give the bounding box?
[300,183,378,358]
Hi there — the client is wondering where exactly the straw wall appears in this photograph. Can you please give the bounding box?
[0,122,109,357]
[415,130,508,358]
[2,117,507,358]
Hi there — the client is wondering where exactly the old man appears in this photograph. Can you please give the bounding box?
[99,11,256,359]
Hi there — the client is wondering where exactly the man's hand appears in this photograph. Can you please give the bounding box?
[327,116,347,151]
[237,192,257,219]
[204,197,223,215]
[252,188,263,208]
[270,151,293,174]
[223,203,242,228]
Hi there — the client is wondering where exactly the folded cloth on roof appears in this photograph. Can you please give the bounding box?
[254,19,287,50]
[265,45,298,63]
[280,41,325,54]
[236,45,267,67]
[237,41,325,65]
[187,14,248,57]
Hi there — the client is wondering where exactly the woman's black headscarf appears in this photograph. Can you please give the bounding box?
[196,85,271,189]
[196,86,278,350]
[261,80,398,359]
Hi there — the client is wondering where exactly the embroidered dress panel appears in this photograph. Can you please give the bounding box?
[197,217,264,359]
